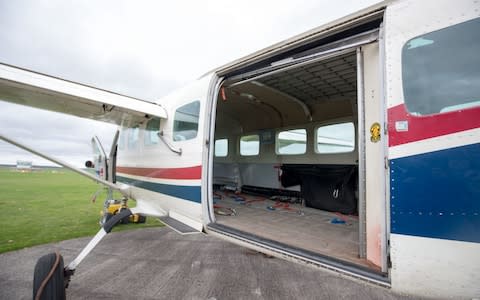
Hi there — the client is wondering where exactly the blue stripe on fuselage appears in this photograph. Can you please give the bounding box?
[116,176,201,203]
[390,143,480,243]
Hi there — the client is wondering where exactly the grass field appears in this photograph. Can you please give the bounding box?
[0,167,163,254]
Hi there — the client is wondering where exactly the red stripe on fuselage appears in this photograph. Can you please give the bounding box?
[388,104,480,147]
[116,166,202,180]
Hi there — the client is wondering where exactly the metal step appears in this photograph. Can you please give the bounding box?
[159,216,200,234]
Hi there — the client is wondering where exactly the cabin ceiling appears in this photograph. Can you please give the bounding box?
[217,52,357,134]
[257,52,357,106]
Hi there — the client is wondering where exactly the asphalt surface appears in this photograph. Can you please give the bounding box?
[0,227,421,300]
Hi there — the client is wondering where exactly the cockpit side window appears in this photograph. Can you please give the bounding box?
[173,101,200,141]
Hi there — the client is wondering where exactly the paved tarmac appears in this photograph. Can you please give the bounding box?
[0,227,421,300]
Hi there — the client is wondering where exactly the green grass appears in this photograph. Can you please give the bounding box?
[0,167,163,254]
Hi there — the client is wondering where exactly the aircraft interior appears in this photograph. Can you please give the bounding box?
[211,50,379,271]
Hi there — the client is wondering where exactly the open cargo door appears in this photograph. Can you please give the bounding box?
[358,41,389,272]
[207,19,389,284]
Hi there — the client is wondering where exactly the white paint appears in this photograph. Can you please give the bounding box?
[129,185,203,226]
[131,198,167,217]
[389,127,480,159]
[390,233,480,298]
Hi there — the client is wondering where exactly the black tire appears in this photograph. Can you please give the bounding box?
[33,252,66,300]
[120,208,130,224]
[137,215,146,224]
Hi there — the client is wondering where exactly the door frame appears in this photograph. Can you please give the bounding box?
[357,37,389,272]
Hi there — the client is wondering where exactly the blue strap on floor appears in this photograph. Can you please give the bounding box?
[330,218,346,224]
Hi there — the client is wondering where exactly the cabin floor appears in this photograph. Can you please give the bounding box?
[214,190,379,271]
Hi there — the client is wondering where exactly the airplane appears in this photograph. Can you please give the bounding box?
[1,0,479,298]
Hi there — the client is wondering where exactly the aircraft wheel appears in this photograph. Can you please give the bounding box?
[137,215,146,224]
[33,252,66,300]
[120,208,130,224]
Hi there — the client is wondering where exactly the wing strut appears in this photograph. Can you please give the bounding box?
[64,208,134,273]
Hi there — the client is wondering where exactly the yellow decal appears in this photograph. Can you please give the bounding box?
[370,122,381,143]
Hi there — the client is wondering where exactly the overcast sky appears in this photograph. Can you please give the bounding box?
[0,0,380,167]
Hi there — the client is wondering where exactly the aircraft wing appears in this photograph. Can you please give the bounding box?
[0,63,167,125]
[0,62,169,216]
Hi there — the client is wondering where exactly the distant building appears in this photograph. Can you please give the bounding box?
[16,160,33,171]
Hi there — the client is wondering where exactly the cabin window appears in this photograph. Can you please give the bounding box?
[214,139,228,157]
[316,122,355,154]
[240,134,259,156]
[277,129,306,155]
[145,118,160,146]
[173,101,200,141]
[402,17,480,115]
[128,126,140,149]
